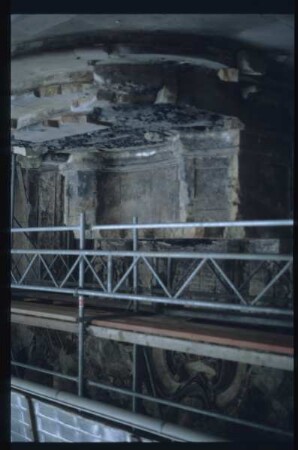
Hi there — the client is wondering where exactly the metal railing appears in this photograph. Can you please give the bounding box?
[10,215,293,440]
[11,217,293,314]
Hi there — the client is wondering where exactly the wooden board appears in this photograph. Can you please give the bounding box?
[11,300,293,356]
[90,315,293,355]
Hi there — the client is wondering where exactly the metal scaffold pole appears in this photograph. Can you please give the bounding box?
[78,212,85,397]
[132,216,142,413]
[132,216,138,311]
[10,151,16,228]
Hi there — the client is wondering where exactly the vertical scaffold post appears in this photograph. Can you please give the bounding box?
[167,258,172,293]
[132,216,142,413]
[10,151,16,228]
[78,212,85,397]
[107,255,112,293]
[132,216,138,310]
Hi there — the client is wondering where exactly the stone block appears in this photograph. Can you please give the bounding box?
[34,85,62,97]
[218,68,239,82]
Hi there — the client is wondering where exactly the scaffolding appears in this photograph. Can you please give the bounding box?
[10,216,293,440]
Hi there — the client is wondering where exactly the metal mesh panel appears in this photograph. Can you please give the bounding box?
[11,391,34,442]
[32,399,138,442]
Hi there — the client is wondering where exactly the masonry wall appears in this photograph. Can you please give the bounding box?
[17,126,241,239]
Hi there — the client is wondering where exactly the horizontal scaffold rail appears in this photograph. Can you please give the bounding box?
[11,219,293,315]
[10,249,293,261]
[11,225,80,233]
[91,219,293,231]
[11,219,293,234]
[11,284,293,317]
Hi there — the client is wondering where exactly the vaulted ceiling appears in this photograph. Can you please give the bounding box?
[11,14,294,70]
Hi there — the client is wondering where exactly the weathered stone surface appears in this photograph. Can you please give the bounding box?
[12,146,27,156]
[11,53,291,238]
[237,50,266,76]
[11,92,86,129]
[44,118,61,128]
[239,130,292,231]
[11,51,94,95]
[155,85,177,103]
[34,84,62,97]
[13,122,104,144]
[218,68,239,82]
[71,93,97,111]
[87,104,237,131]
[12,104,242,235]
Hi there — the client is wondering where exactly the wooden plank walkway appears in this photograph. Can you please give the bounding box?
[11,300,293,357]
